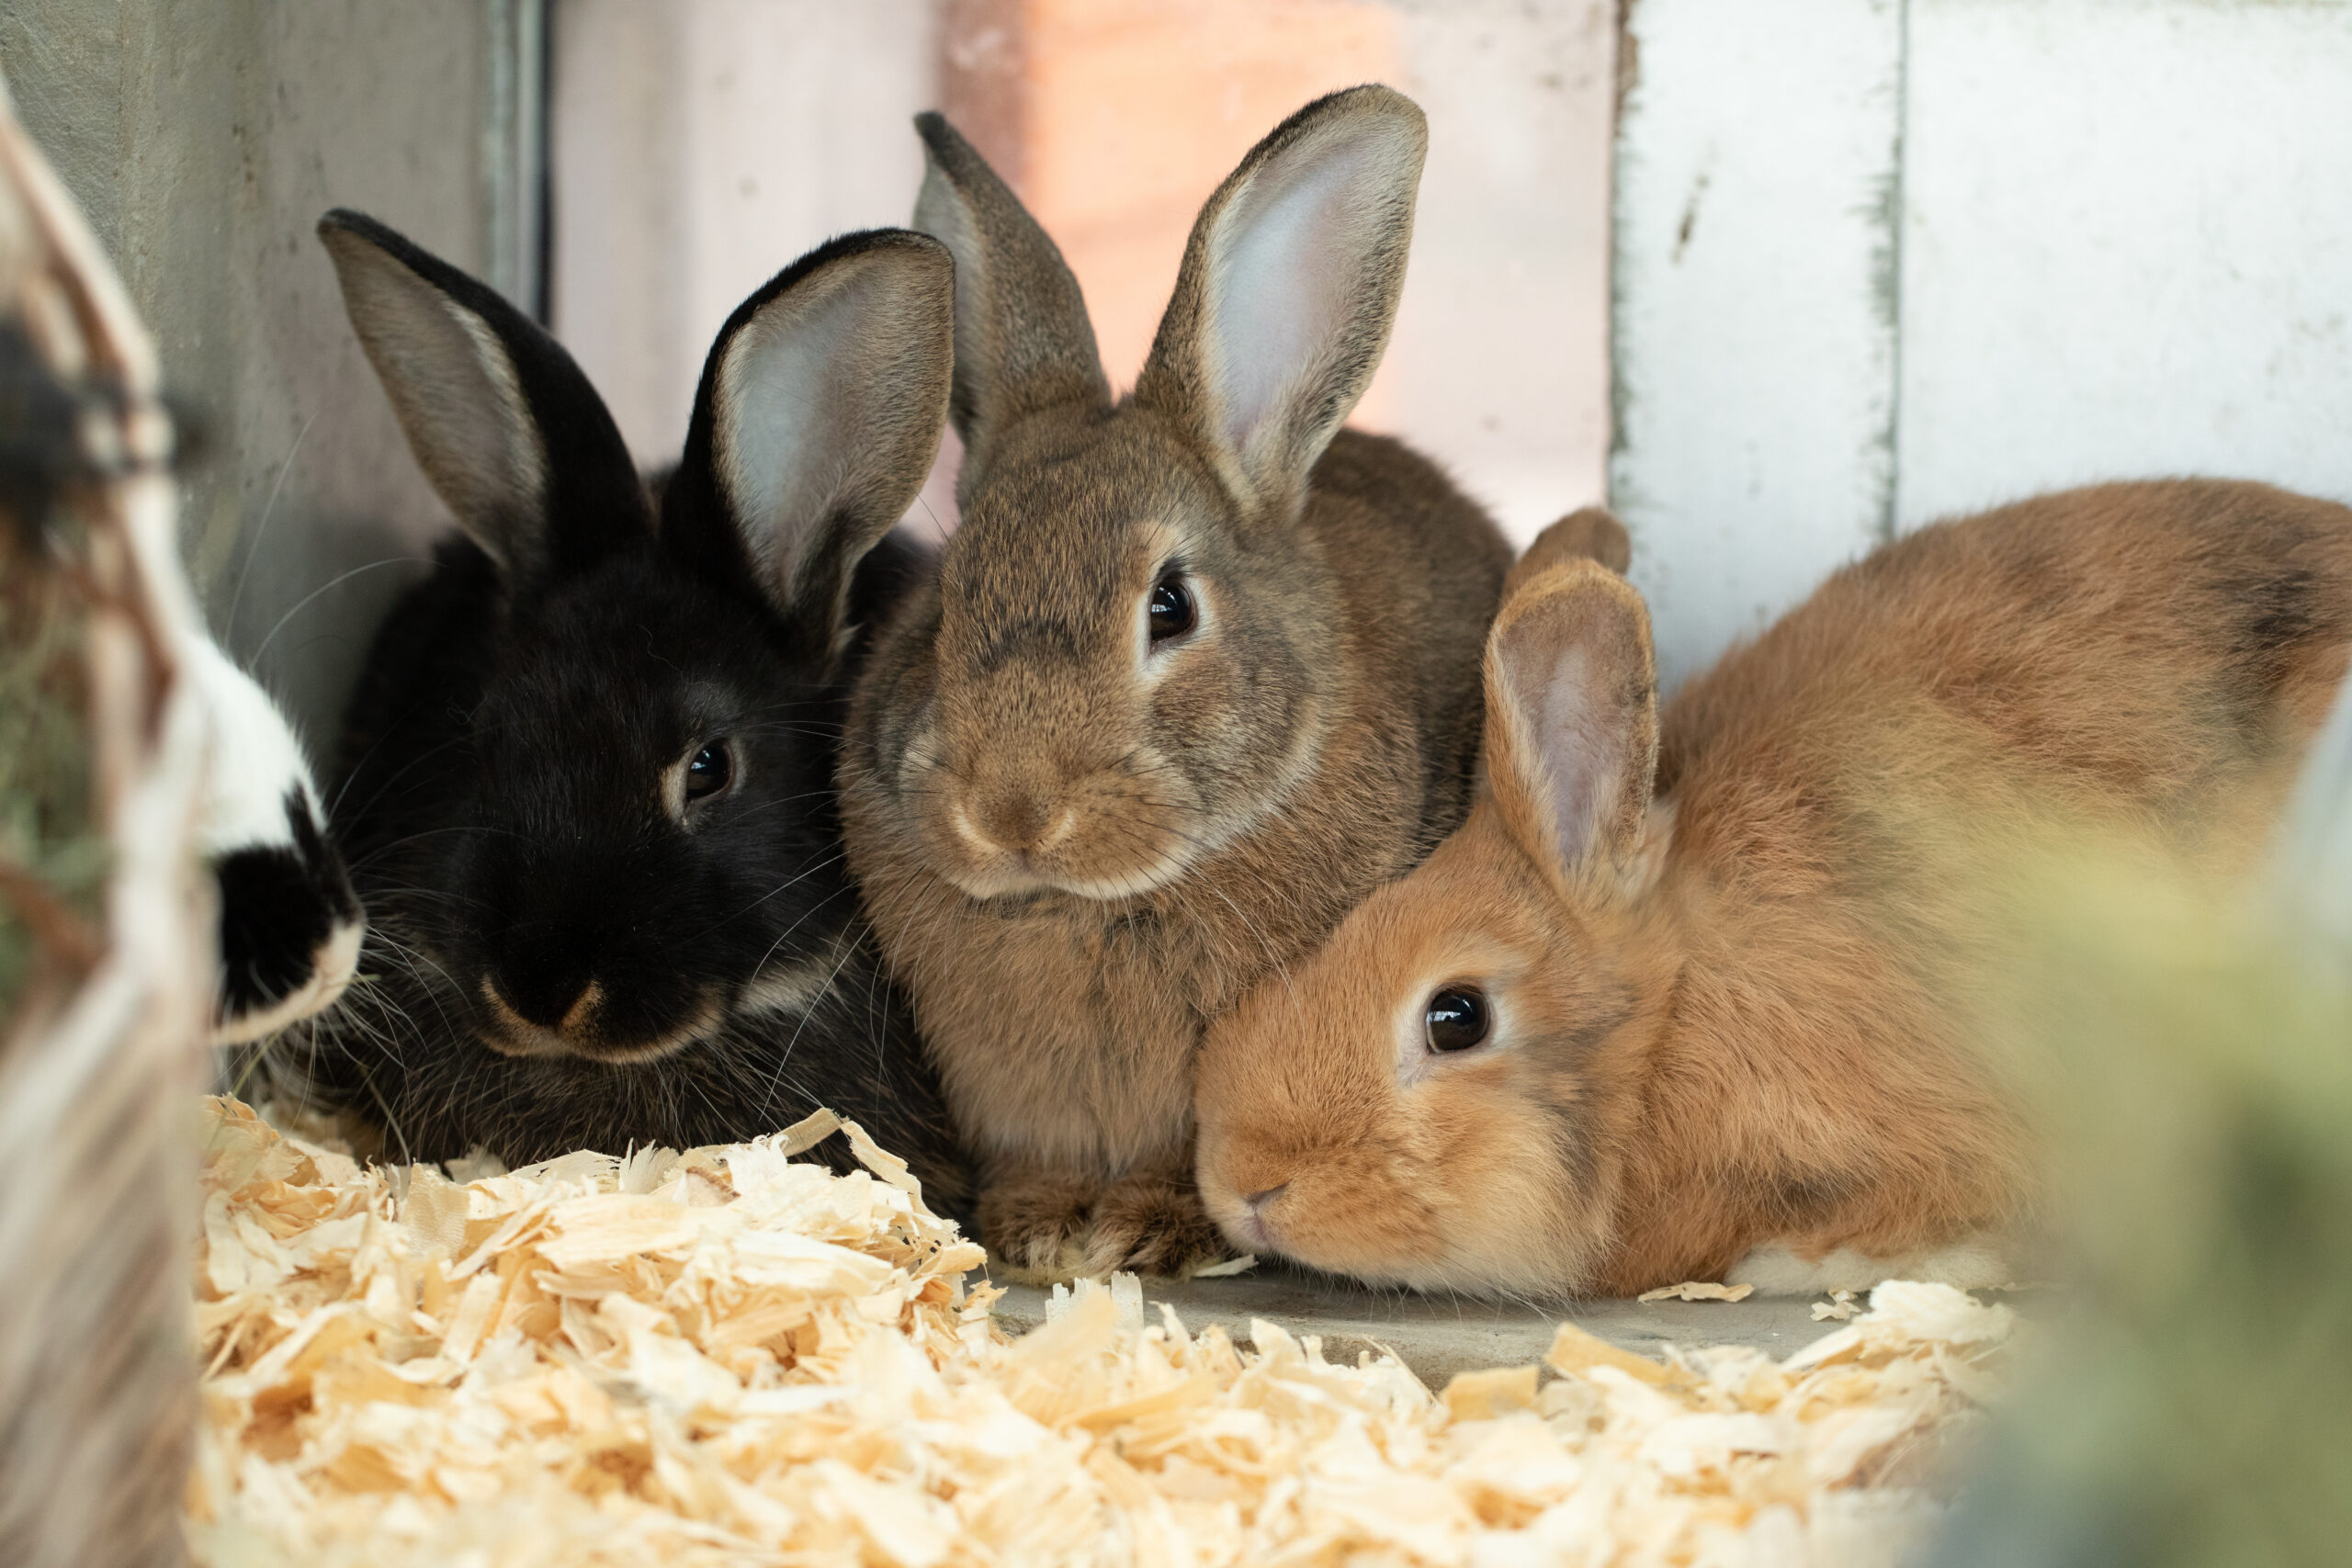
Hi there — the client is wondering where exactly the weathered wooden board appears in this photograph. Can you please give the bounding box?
[1897,0,2352,525]
[1615,0,2352,687]
[1611,0,1905,690]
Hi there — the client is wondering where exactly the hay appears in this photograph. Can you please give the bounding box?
[188,1097,2015,1567]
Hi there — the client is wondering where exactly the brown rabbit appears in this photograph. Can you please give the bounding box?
[842,86,1513,1275]
[1193,480,2352,1297]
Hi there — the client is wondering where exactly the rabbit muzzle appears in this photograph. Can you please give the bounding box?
[920,748,1201,902]
[476,970,725,1065]
[1197,1120,1446,1281]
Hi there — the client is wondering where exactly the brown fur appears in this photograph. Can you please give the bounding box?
[1503,505,1633,594]
[843,88,1511,1274]
[1193,479,2352,1297]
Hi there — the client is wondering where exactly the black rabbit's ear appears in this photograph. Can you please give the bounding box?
[910,113,1109,479]
[317,209,650,580]
[666,230,954,663]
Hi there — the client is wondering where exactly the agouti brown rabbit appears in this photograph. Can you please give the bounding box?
[842,86,1513,1275]
[1194,480,2352,1297]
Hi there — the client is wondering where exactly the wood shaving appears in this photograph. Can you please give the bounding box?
[188,1097,2016,1566]
[1637,1280,1757,1303]
[1814,1291,1862,1322]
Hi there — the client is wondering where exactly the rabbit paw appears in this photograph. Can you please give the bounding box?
[1081,1170,1228,1279]
[978,1170,1095,1278]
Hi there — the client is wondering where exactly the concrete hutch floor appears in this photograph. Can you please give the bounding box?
[989,1262,1838,1387]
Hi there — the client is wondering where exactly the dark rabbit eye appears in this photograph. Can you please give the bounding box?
[1148,571,1196,644]
[684,740,732,801]
[1424,986,1490,1053]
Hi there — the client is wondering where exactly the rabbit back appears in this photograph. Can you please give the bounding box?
[1193,479,2352,1298]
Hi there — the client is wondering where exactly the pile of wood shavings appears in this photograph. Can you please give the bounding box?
[187,1097,2014,1567]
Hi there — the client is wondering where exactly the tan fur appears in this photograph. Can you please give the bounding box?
[1503,505,1633,594]
[844,88,1511,1273]
[1194,479,2352,1297]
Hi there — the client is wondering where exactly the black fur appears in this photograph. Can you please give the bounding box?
[216,789,359,1021]
[284,215,968,1210]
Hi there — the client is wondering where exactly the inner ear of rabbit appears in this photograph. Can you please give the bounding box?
[684,231,955,664]
[1136,85,1428,524]
[318,209,651,582]
[1484,564,1661,898]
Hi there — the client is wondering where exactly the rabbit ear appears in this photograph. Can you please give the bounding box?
[317,209,649,580]
[910,113,1109,478]
[1136,85,1427,525]
[1483,561,1660,897]
[664,230,955,663]
[1505,507,1634,597]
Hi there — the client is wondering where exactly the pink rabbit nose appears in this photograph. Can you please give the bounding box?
[1245,1183,1289,1212]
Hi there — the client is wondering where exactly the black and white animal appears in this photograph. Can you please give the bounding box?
[288,210,968,1205]
[188,635,364,1044]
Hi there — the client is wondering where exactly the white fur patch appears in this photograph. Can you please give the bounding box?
[185,636,320,857]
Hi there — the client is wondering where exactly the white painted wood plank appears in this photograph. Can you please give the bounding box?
[1898,0,2352,524]
[1610,0,1905,690]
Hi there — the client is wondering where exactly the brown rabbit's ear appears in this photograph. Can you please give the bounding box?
[1483,561,1659,897]
[910,113,1109,478]
[664,230,954,662]
[317,209,649,581]
[1504,507,1633,596]
[1134,85,1427,525]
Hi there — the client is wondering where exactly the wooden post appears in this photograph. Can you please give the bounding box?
[0,76,211,1568]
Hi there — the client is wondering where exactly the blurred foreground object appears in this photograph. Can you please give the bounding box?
[1929,672,2352,1566]
[0,73,212,1568]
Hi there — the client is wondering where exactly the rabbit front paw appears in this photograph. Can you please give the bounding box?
[978,1168,1095,1279]
[1081,1168,1229,1279]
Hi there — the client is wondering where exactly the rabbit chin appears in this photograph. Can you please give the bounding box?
[1200,1145,1600,1299]
[932,823,1196,903]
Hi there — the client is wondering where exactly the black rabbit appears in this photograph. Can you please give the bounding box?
[278,210,968,1210]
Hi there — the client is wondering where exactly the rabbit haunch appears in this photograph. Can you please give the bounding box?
[1193,479,2352,1298]
[843,86,1511,1275]
[276,212,967,1201]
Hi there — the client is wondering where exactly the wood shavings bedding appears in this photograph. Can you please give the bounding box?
[187,1097,2015,1567]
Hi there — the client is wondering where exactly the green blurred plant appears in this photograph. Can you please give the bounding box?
[1931,758,2352,1566]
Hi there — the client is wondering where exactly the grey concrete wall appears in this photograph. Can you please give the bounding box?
[1,0,536,744]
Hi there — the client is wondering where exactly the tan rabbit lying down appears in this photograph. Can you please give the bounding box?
[1193,479,2352,1298]
[843,86,1511,1275]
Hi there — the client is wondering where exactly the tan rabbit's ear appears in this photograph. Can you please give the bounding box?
[1135,85,1427,525]
[1504,507,1633,597]
[664,230,954,664]
[910,113,1109,478]
[1483,561,1659,897]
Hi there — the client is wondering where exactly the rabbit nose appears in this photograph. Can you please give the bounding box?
[1246,1183,1289,1213]
[484,967,597,1034]
[963,787,1074,856]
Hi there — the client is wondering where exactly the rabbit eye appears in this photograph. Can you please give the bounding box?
[1424,986,1490,1053]
[1148,571,1196,645]
[684,740,732,801]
